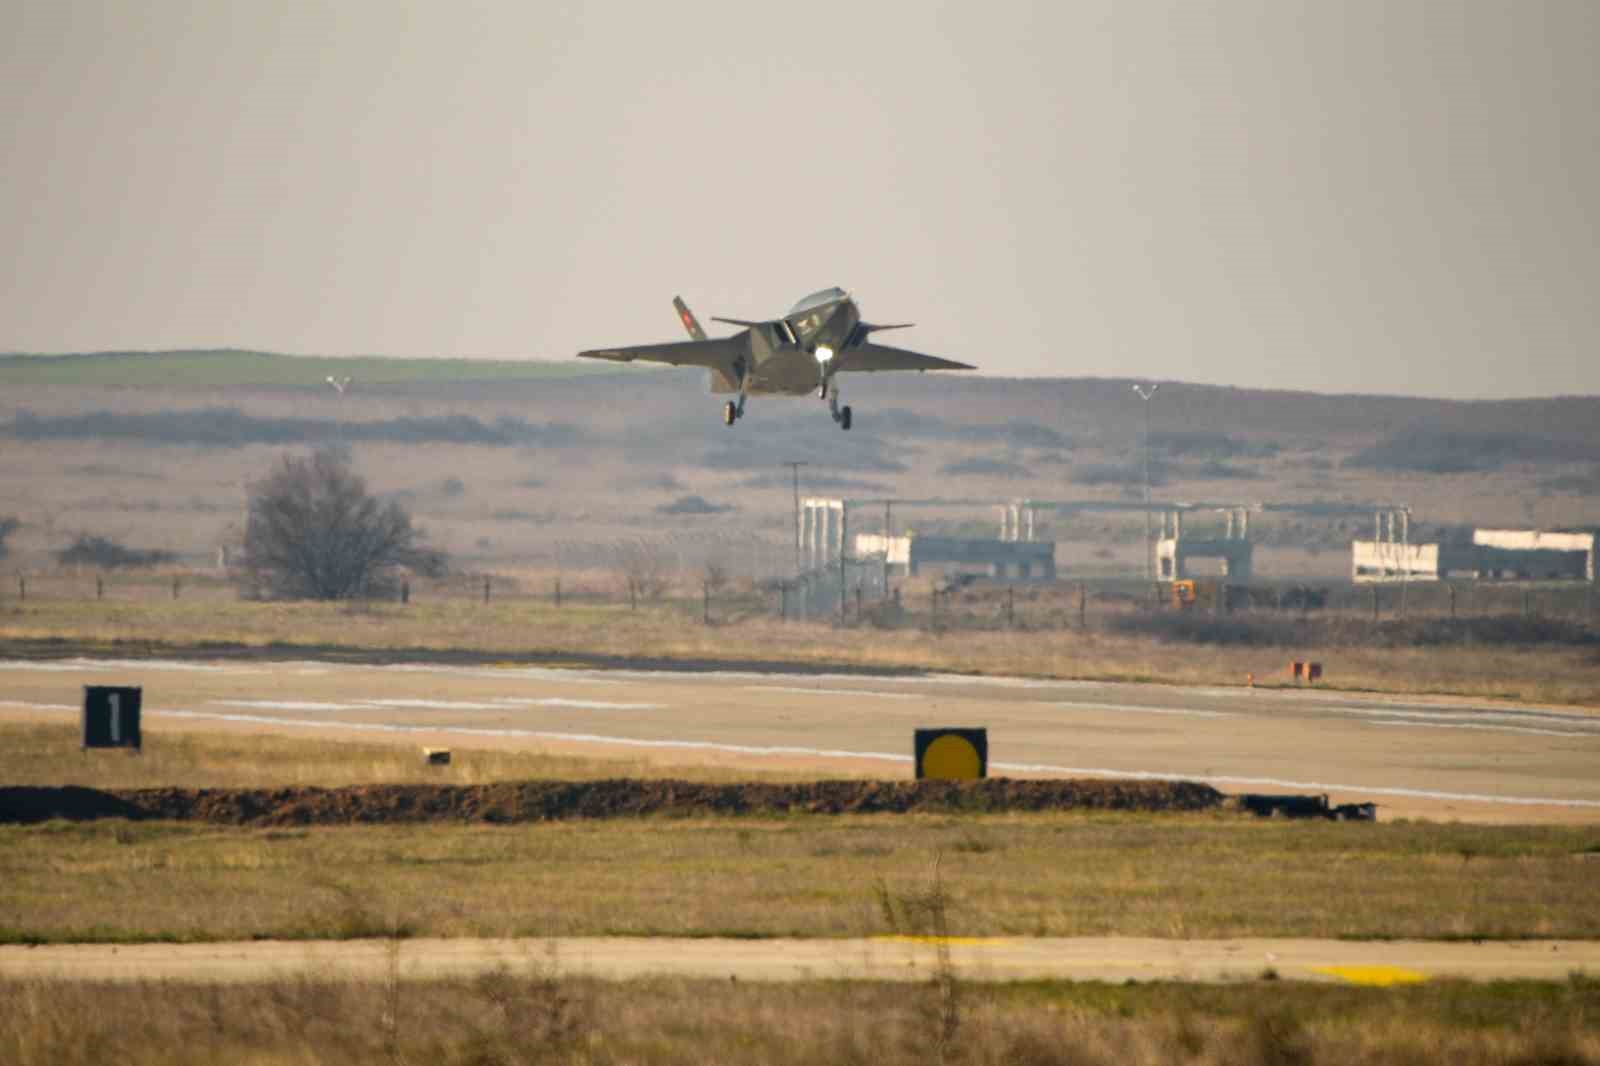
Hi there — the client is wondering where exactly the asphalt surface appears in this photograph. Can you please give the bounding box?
[3,656,1599,821]
[2,936,1595,986]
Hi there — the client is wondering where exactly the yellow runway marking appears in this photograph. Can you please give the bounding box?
[1314,964,1427,986]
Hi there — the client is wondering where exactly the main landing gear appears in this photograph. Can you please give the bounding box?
[826,387,852,432]
[722,391,748,427]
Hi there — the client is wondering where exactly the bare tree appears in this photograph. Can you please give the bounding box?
[702,559,730,598]
[239,450,444,600]
[701,558,730,625]
[612,538,670,609]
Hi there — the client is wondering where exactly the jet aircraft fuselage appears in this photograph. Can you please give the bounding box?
[579,287,973,431]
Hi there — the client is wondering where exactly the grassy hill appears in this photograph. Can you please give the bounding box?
[0,348,613,387]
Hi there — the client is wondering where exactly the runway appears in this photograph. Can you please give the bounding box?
[2,936,1595,986]
[3,656,1599,822]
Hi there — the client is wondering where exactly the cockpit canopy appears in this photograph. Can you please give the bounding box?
[786,287,849,316]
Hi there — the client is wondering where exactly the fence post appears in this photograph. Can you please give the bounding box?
[930,588,938,630]
[1006,585,1014,627]
[400,580,410,605]
[18,575,24,602]
[1449,584,1456,620]
[554,577,561,608]
[1523,589,1532,618]
[97,576,104,601]
[1078,584,1087,629]
[172,576,180,601]
[780,582,787,621]
[1371,585,1379,623]
[703,582,710,625]
[855,585,863,622]
[483,577,491,604]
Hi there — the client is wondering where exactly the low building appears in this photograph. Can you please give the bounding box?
[854,532,1056,581]
[1351,520,1596,583]
[1472,529,1596,582]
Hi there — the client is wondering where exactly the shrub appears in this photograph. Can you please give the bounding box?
[55,534,176,569]
[657,495,732,515]
[239,450,445,600]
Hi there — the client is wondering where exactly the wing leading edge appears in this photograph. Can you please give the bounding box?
[578,336,744,371]
[578,335,746,393]
[839,342,975,373]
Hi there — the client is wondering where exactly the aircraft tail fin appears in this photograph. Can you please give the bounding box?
[673,296,707,341]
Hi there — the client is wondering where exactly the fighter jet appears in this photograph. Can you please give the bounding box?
[578,287,974,430]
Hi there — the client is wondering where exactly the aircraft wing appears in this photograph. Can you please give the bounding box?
[839,342,975,373]
[578,337,744,372]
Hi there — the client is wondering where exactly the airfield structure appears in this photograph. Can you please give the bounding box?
[1350,513,1596,583]
[800,497,1057,581]
[853,498,1056,581]
[1154,507,1254,581]
[1470,529,1596,582]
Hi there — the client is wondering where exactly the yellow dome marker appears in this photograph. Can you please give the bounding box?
[914,728,988,780]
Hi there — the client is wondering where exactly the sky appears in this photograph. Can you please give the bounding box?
[2,0,1596,398]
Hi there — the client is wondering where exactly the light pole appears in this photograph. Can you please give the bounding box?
[1131,383,1160,584]
[784,461,808,575]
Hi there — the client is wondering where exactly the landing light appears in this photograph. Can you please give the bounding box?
[814,345,834,364]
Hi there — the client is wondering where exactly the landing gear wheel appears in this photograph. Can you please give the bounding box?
[840,405,852,431]
[723,401,737,426]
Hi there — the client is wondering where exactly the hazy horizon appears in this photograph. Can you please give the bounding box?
[4,1,1596,400]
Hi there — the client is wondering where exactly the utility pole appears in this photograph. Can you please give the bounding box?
[838,501,848,624]
[1399,505,1410,618]
[1131,383,1160,585]
[784,461,808,575]
[882,500,893,600]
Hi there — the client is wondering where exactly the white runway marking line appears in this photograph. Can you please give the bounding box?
[744,686,918,700]
[379,663,645,686]
[492,698,664,711]
[217,700,364,712]
[1291,692,1600,724]
[1053,702,1233,720]
[135,708,1600,810]
[216,698,665,714]
[0,699,78,712]
[360,698,524,711]
[1366,720,1597,739]
[1304,704,1600,737]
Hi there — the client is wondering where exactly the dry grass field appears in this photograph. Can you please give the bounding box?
[3,726,1598,945]
[5,814,1596,944]
[4,591,1597,705]
[2,367,1597,705]
[3,365,1599,1062]
[3,972,1597,1066]
[1,368,1597,580]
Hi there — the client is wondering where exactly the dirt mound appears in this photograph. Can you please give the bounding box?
[0,778,1224,827]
